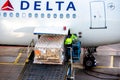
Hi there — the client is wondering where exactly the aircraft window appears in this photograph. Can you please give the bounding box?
[22,13,26,18]
[60,14,63,18]
[72,14,76,18]
[28,13,32,18]
[9,13,13,17]
[47,13,51,18]
[3,12,7,17]
[41,13,44,18]
[34,13,38,18]
[66,14,70,18]
[16,13,19,17]
[53,14,57,18]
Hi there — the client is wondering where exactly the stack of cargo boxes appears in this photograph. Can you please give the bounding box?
[34,35,66,64]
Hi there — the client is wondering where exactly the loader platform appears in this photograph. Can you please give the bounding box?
[18,62,68,80]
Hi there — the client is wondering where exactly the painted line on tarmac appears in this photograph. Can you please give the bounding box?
[0,62,25,65]
[14,53,22,64]
[110,56,114,68]
[73,64,120,69]
[95,66,120,69]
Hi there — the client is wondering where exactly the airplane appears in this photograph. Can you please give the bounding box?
[0,0,120,47]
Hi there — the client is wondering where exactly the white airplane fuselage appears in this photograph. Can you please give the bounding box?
[0,0,120,47]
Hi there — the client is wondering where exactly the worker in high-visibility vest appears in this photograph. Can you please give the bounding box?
[64,30,78,62]
[65,31,78,46]
[65,37,72,45]
[65,29,72,46]
[71,34,78,42]
[64,36,72,62]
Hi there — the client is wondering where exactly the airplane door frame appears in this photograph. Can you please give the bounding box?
[90,1,107,29]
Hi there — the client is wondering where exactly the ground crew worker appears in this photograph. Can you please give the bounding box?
[65,30,78,46]
[64,30,78,61]
[70,34,78,42]
[65,37,72,46]
[65,29,72,46]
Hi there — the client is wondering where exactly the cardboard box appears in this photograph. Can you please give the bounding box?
[34,35,65,64]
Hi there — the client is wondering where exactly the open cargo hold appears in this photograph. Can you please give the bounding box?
[34,35,66,64]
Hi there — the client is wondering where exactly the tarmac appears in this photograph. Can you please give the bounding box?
[0,45,120,80]
[0,46,27,80]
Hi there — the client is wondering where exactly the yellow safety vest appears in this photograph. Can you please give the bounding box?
[71,34,77,41]
[65,34,77,45]
[65,38,72,45]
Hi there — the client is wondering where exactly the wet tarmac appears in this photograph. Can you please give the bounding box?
[0,46,120,80]
[75,69,120,80]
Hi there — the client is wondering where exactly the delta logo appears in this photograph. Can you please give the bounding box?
[1,0,14,11]
[1,0,76,12]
